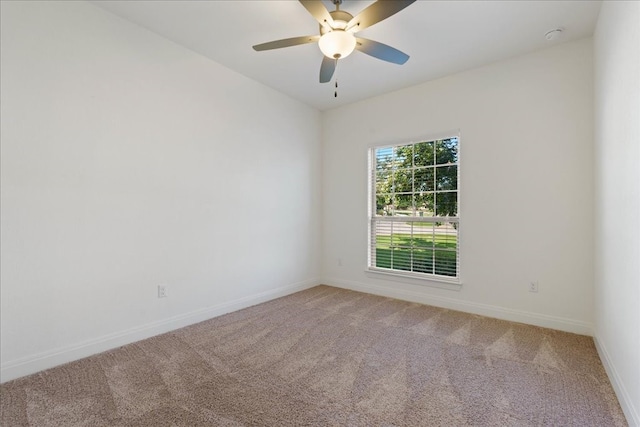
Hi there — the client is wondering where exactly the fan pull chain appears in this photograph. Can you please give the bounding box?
[334,59,339,98]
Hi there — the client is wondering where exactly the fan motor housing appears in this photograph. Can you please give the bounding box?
[320,10,354,34]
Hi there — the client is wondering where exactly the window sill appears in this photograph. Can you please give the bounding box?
[365,268,462,291]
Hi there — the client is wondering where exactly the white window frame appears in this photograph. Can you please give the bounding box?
[367,133,461,289]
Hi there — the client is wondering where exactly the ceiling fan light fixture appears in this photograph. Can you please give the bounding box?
[318,30,356,59]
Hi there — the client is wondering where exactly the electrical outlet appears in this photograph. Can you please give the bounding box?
[529,282,539,293]
[158,285,168,298]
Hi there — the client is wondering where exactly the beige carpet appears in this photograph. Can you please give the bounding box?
[0,285,627,426]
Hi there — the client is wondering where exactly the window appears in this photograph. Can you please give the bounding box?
[368,136,459,283]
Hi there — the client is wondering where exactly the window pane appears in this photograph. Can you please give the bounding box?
[434,249,457,276]
[413,167,434,192]
[414,141,434,167]
[415,193,435,216]
[392,222,412,240]
[435,165,457,191]
[393,224,412,272]
[435,138,458,165]
[412,223,435,249]
[394,145,413,168]
[394,168,412,193]
[376,194,393,216]
[375,247,392,269]
[376,147,394,170]
[394,193,413,214]
[376,160,394,175]
[434,219,457,276]
[412,249,433,274]
[391,248,411,272]
[375,221,392,268]
[435,192,457,217]
[376,168,392,185]
[434,221,458,248]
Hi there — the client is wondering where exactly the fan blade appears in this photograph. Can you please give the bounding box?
[346,0,416,33]
[299,0,334,30]
[253,35,320,51]
[319,56,336,83]
[356,37,409,64]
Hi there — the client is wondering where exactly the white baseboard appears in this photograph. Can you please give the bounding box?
[325,277,593,336]
[0,278,320,384]
[594,335,640,427]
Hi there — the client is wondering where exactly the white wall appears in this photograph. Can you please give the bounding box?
[322,39,595,334]
[594,1,640,424]
[0,1,322,382]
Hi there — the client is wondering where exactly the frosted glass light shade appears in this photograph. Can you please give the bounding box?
[318,30,356,59]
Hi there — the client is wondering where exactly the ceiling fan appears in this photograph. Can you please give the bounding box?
[252,0,416,84]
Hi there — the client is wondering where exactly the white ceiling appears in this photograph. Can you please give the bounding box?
[91,0,602,111]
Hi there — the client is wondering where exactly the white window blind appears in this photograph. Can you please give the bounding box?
[368,137,460,281]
